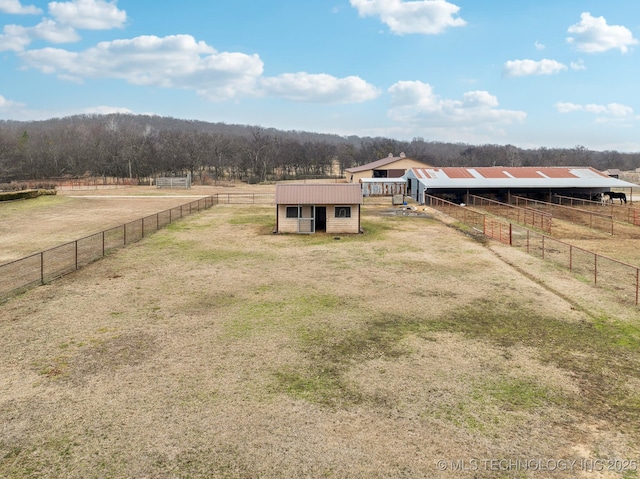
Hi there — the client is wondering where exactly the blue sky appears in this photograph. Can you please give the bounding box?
[1,0,639,151]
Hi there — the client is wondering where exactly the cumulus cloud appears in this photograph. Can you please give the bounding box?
[49,0,126,30]
[0,0,41,14]
[19,35,264,101]
[350,0,466,35]
[387,80,526,127]
[503,59,567,77]
[567,12,638,53]
[0,0,126,51]
[534,41,545,50]
[17,34,378,104]
[259,73,379,103]
[556,101,633,117]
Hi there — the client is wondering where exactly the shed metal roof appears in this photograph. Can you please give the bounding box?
[408,167,639,189]
[275,183,363,204]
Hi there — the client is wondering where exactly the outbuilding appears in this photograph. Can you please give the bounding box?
[404,166,638,204]
[275,183,363,234]
[345,153,431,184]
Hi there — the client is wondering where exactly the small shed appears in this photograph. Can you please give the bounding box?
[275,183,363,234]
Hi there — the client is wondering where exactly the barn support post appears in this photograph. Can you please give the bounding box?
[594,255,598,285]
[509,223,512,246]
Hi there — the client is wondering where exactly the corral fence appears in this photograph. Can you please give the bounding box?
[426,195,512,245]
[212,193,274,204]
[0,196,216,301]
[555,195,640,227]
[512,195,614,235]
[427,195,640,306]
[156,175,191,189]
[469,194,553,233]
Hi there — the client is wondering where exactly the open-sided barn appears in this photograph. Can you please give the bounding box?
[275,183,363,234]
[404,167,639,204]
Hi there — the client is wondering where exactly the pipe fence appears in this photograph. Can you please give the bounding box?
[427,195,640,306]
[426,195,511,245]
[512,195,614,235]
[1,196,216,301]
[469,194,552,233]
[554,195,640,227]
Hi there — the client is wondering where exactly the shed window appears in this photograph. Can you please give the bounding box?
[286,206,299,218]
[335,206,351,218]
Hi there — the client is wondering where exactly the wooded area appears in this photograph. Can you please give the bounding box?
[1,113,639,185]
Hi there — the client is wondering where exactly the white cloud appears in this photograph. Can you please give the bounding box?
[49,0,126,30]
[259,73,379,103]
[503,59,567,77]
[567,12,638,53]
[570,59,586,71]
[350,0,466,35]
[19,35,265,101]
[0,0,41,14]
[0,94,23,109]
[0,24,31,51]
[534,41,545,50]
[0,0,126,51]
[555,101,633,117]
[82,105,134,115]
[18,34,379,104]
[0,20,80,51]
[387,80,526,127]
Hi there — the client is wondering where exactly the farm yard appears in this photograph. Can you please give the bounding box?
[2,184,640,478]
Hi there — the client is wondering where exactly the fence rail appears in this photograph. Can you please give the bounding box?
[1,196,217,301]
[512,195,614,235]
[554,195,640,227]
[427,195,640,306]
[426,195,511,245]
[212,193,274,204]
[470,194,552,233]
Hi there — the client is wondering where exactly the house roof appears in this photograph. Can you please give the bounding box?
[345,152,428,173]
[407,167,639,189]
[275,183,363,204]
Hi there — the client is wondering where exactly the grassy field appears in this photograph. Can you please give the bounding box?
[1,200,640,478]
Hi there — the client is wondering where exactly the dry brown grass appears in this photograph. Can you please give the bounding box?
[1,189,640,478]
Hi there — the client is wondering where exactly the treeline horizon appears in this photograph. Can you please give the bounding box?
[1,113,639,184]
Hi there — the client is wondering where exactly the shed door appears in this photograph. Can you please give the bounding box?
[315,206,326,231]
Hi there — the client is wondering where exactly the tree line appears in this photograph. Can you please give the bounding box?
[1,113,639,184]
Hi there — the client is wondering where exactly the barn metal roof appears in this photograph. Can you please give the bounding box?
[345,153,430,173]
[408,167,639,189]
[275,183,363,204]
